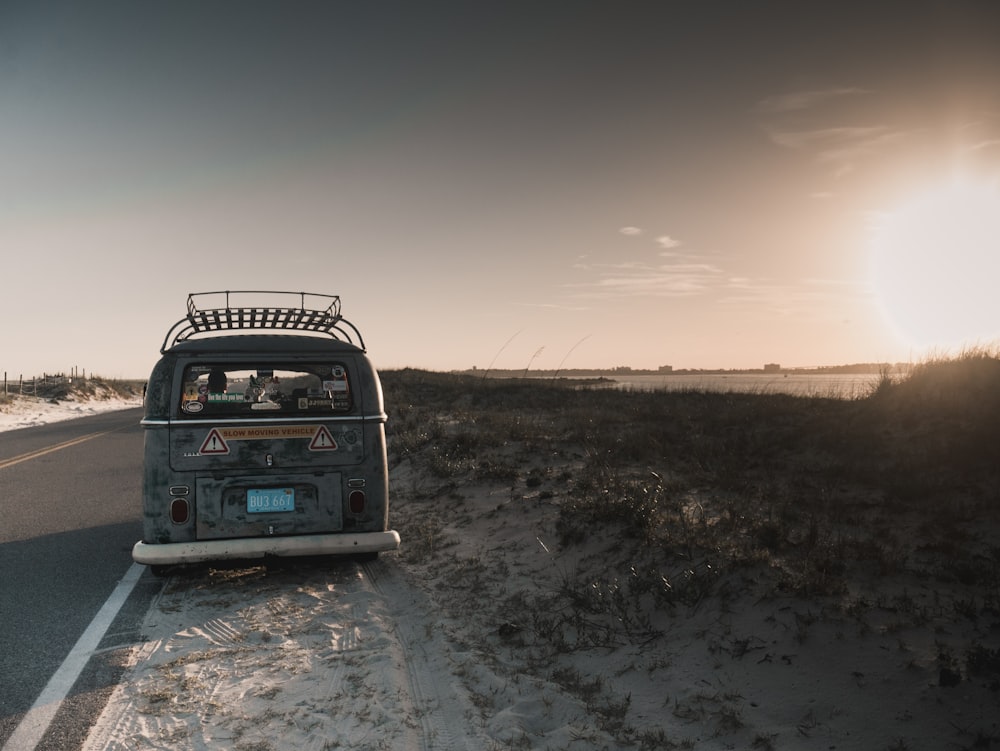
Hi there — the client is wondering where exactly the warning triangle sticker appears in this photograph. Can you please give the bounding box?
[309,425,338,451]
[199,428,230,455]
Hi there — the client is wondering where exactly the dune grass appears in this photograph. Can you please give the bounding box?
[381,352,1000,683]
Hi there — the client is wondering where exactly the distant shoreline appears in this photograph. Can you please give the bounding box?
[454,371,885,399]
[455,362,912,378]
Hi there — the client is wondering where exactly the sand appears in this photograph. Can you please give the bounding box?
[0,392,142,432]
[84,461,998,750]
[6,397,998,749]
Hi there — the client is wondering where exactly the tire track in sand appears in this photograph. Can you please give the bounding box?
[362,559,490,751]
[83,559,488,750]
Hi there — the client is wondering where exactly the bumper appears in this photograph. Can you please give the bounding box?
[132,530,400,566]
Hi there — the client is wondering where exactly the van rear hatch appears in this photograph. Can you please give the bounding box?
[168,358,368,541]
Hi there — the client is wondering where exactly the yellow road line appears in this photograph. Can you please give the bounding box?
[0,430,113,470]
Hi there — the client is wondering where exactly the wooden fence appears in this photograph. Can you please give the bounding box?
[2,372,86,396]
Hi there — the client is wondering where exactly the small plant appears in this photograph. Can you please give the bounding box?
[966,641,1000,679]
[866,365,897,398]
[636,727,679,750]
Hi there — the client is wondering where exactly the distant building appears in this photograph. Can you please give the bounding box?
[658,365,673,373]
[763,363,781,373]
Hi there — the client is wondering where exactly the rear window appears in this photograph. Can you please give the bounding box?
[178,363,353,418]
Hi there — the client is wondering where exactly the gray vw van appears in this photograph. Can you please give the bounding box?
[132,291,399,570]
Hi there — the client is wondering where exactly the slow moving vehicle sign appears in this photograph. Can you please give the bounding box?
[196,425,340,456]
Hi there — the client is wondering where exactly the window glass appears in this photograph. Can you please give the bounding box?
[179,363,353,417]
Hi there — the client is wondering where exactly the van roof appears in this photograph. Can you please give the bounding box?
[160,291,366,352]
[165,334,365,356]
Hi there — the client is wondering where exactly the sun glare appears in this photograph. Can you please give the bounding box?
[870,179,1000,353]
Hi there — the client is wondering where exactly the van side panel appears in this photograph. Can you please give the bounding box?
[141,425,196,544]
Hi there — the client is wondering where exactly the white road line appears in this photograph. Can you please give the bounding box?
[2,563,145,751]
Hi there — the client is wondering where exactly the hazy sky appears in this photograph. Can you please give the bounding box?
[3,1,1000,378]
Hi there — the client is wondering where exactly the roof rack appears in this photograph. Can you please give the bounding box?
[161,291,366,353]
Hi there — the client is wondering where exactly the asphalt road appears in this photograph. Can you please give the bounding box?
[0,408,162,750]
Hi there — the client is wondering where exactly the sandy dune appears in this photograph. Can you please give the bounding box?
[7,397,997,749]
[0,393,142,432]
[83,460,998,750]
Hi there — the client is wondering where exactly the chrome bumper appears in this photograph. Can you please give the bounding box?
[132,530,400,565]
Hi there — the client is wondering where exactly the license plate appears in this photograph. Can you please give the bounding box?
[247,487,295,513]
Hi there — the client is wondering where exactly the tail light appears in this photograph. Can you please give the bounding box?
[348,490,366,514]
[170,498,190,525]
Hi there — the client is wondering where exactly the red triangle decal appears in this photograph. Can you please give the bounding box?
[309,425,338,451]
[199,428,230,455]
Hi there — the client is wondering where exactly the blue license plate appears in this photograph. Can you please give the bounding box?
[247,488,295,513]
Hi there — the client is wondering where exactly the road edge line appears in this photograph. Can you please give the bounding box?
[2,563,145,751]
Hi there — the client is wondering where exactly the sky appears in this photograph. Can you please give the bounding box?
[3,1,1000,378]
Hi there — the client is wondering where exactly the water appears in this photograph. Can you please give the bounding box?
[590,373,881,399]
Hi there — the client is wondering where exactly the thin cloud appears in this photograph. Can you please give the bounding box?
[717,277,873,316]
[514,301,591,311]
[619,226,643,236]
[968,139,1000,152]
[767,125,891,151]
[755,87,869,113]
[656,235,681,249]
[567,259,724,299]
[568,251,872,323]
[756,87,910,177]
[764,124,909,177]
